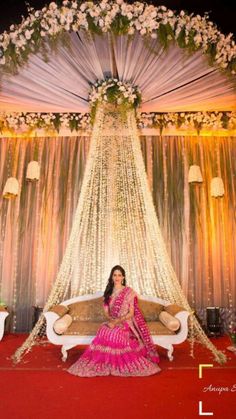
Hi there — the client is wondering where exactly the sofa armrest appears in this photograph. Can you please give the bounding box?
[44,311,62,343]
[0,306,8,312]
[49,304,69,317]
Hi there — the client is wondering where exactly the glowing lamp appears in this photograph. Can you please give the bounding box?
[26,161,40,181]
[210,177,224,197]
[188,165,203,183]
[3,177,19,198]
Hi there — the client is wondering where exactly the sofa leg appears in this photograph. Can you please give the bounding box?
[167,345,174,361]
[61,346,68,362]
[61,344,77,362]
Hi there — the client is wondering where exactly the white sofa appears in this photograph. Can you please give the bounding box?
[44,291,190,362]
[0,307,9,341]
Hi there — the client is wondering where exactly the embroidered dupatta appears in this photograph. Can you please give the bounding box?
[108,286,160,364]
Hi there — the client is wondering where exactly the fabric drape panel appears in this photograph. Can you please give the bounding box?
[1,33,236,113]
[113,34,236,111]
[144,136,236,310]
[0,136,90,331]
[0,135,235,331]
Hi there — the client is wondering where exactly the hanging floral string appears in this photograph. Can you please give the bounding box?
[0,1,236,77]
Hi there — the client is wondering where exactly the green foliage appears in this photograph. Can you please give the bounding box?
[111,14,130,35]
[69,116,79,132]
[177,28,186,49]
[134,91,142,109]
[87,15,103,35]
[158,23,174,49]
[106,84,120,102]
[90,104,98,126]
[221,113,230,129]
[205,42,217,66]
[187,29,199,52]
[52,114,62,132]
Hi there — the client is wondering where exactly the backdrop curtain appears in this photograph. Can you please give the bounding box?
[0,135,235,332]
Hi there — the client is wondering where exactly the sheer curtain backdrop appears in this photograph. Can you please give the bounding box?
[0,135,235,332]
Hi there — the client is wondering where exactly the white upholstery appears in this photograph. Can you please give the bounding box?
[44,292,190,362]
[0,310,9,341]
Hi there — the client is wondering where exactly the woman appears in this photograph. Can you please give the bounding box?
[68,265,161,377]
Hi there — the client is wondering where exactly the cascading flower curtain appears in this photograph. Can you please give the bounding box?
[0,134,235,332]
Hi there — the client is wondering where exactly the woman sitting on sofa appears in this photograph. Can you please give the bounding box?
[68,265,161,377]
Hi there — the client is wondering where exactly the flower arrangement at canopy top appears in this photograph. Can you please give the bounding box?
[0,0,235,76]
[88,78,142,122]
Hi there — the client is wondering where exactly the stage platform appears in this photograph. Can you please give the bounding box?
[0,334,235,419]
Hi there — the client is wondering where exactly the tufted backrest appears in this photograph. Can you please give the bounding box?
[68,297,106,322]
[138,300,164,321]
[67,297,164,322]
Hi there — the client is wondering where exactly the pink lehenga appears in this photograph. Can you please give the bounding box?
[68,286,161,377]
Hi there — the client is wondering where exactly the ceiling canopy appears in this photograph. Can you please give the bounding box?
[0,1,235,113]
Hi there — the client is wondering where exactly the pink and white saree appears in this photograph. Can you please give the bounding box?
[68,286,161,377]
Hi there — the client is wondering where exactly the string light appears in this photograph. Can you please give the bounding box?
[13,104,226,364]
[11,139,23,332]
[34,137,43,308]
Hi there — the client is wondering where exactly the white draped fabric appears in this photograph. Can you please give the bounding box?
[0,32,235,113]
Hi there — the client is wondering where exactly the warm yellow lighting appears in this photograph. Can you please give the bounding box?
[26,161,40,181]
[13,103,226,364]
[188,165,203,183]
[211,177,225,197]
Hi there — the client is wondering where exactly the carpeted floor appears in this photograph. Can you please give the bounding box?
[0,334,235,419]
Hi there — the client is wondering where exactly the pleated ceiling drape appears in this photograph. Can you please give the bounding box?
[1,33,236,113]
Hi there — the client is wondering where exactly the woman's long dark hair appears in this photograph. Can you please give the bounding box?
[103,265,126,304]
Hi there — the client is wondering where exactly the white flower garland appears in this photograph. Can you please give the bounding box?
[1,111,236,134]
[137,111,236,132]
[0,0,235,76]
[0,112,91,133]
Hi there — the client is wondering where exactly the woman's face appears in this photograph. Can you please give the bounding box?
[112,269,124,287]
